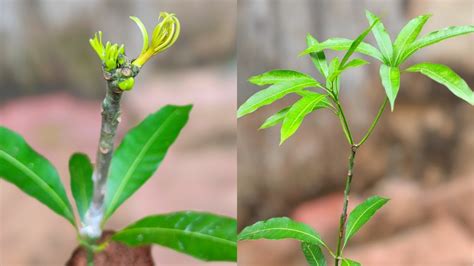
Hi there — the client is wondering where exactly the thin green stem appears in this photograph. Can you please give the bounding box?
[336,101,354,145]
[86,246,94,266]
[334,145,357,266]
[357,97,388,146]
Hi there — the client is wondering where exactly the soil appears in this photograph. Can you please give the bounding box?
[66,231,153,266]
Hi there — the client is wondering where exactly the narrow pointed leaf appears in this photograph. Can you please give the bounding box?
[280,92,329,144]
[301,242,327,266]
[237,79,320,118]
[342,58,369,70]
[327,57,341,83]
[0,127,75,225]
[112,211,237,261]
[344,196,389,247]
[300,38,384,62]
[340,19,380,67]
[379,64,400,111]
[366,10,393,64]
[69,153,93,221]
[342,258,361,266]
[249,70,314,86]
[401,25,474,62]
[238,217,326,247]
[104,105,192,221]
[406,62,474,105]
[306,34,329,77]
[392,14,431,65]
[130,16,149,55]
[259,106,291,129]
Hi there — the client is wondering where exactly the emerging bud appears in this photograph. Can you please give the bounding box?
[130,12,180,67]
[89,32,126,71]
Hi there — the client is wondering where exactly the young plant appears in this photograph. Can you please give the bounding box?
[237,10,473,265]
[0,13,236,265]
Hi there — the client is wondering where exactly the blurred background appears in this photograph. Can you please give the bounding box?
[237,0,473,265]
[0,0,236,265]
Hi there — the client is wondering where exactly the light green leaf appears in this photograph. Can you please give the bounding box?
[130,16,149,55]
[326,57,341,85]
[112,211,237,261]
[392,14,431,65]
[306,34,329,77]
[342,58,369,70]
[280,92,329,144]
[301,242,327,266]
[300,38,384,62]
[401,25,474,63]
[342,258,361,266]
[249,70,315,86]
[238,217,326,247]
[238,79,320,118]
[104,105,192,221]
[340,18,380,67]
[69,153,93,221]
[406,62,474,105]
[259,106,291,129]
[344,195,389,247]
[379,64,400,111]
[366,10,393,64]
[0,127,75,225]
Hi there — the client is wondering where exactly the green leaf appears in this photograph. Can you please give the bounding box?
[69,153,93,221]
[379,64,400,111]
[341,58,369,70]
[340,18,380,67]
[306,34,329,77]
[406,62,474,105]
[344,195,389,247]
[365,10,393,64]
[301,242,327,266]
[248,70,315,86]
[401,25,474,63]
[0,127,75,225]
[280,92,329,144]
[238,217,326,247]
[112,211,236,261]
[300,38,384,62]
[104,105,192,221]
[342,258,361,266]
[238,79,321,118]
[130,16,149,55]
[392,14,431,65]
[259,106,291,129]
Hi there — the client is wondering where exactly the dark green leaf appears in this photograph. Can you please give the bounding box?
[249,70,314,86]
[342,258,361,266]
[112,211,236,261]
[69,153,93,221]
[340,18,380,67]
[406,62,474,105]
[104,105,192,221]
[238,217,326,247]
[344,196,389,247]
[379,64,400,111]
[366,10,393,64]
[301,242,327,266]
[300,38,384,62]
[392,14,431,65]
[237,79,321,118]
[259,106,291,129]
[0,127,75,225]
[401,25,474,63]
[280,92,329,144]
[306,34,329,77]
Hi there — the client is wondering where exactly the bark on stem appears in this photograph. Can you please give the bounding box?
[334,145,357,266]
[81,81,122,239]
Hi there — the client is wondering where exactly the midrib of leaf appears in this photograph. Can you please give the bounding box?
[344,198,385,245]
[287,96,324,130]
[240,227,324,246]
[0,150,73,222]
[105,108,182,219]
[394,25,422,65]
[117,227,237,247]
[305,245,321,266]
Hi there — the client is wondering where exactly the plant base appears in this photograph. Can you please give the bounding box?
[66,231,154,266]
